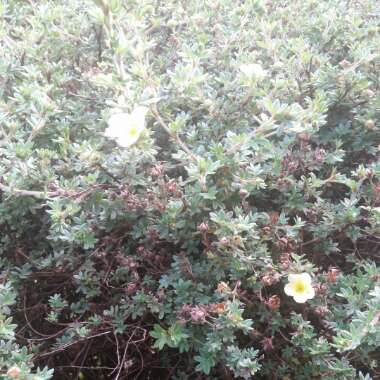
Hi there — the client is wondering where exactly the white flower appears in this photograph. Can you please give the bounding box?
[105,106,148,147]
[239,63,267,80]
[284,273,315,303]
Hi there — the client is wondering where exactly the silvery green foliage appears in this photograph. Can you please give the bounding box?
[0,283,53,379]
[0,0,379,378]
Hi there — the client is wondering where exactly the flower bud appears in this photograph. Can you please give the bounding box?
[190,306,207,323]
[364,119,375,130]
[262,226,271,235]
[7,366,21,379]
[363,89,374,98]
[327,267,340,283]
[298,132,310,141]
[314,148,326,163]
[276,237,289,250]
[217,282,231,294]
[339,59,351,69]
[231,235,243,247]
[314,282,327,295]
[166,179,178,193]
[239,188,249,198]
[126,282,138,295]
[279,253,291,269]
[197,222,209,232]
[209,302,227,314]
[264,295,281,310]
[314,306,329,317]
[261,273,280,286]
[151,165,164,177]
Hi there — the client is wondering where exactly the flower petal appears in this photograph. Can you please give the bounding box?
[105,108,147,148]
[299,273,312,284]
[116,133,140,148]
[131,106,148,123]
[108,113,131,129]
[293,294,309,303]
[284,273,315,303]
[288,274,301,284]
[104,126,120,138]
[239,63,267,79]
[284,283,295,296]
[304,285,315,299]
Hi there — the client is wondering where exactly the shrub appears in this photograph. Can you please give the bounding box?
[0,0,379,378]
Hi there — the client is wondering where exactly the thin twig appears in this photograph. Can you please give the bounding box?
[54,365,115,371]
[0,182,115,200]
[151,104,198,162]
[23,295,68,339]
[110,332,121,376]
[115,330,135,380]
[0,182,59,198]
[27,116,47,143]
[35,330,112,359]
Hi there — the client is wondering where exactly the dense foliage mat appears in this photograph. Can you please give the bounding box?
[0,0,379,379]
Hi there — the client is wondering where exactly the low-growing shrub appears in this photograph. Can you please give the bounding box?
[0,0,379,378]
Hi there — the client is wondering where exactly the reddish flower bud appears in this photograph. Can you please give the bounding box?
[180,304,192,314]
[314,148,326,163]
[339,59,351,69]
[314,282,327,295]
[262,226,271,235]
[264,295,281,310]
[190,306,207,324]
[239,188,249,198]
[261,273,280,286]
[279,237,288,246]
[298,133,311,141]
[217,282,231,294]
[126,283,137,295]
[209,303,227,314]
[166,179,178,193]
[314,306,329,317]
[151,165,164,177]
[197,222,209,232]
[261,275,272,286]
[279,253,291,269]
[327,267,340,283]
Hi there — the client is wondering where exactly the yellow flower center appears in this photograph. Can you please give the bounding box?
[293,280,307,294]
[128,127,138,137]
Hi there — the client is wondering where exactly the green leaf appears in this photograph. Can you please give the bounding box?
[195,352,215,375]
[150,324,168,350]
